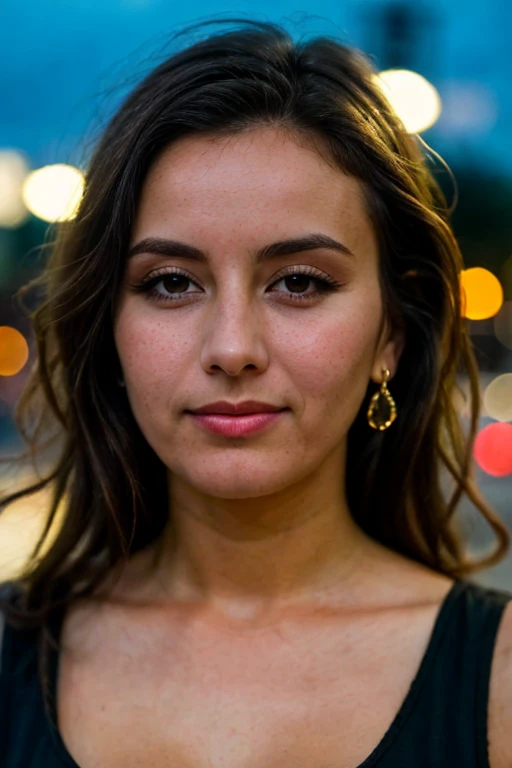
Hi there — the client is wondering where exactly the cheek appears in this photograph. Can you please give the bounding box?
[278,304,380,422]
[115,313,191,447]
[114,308,190,401]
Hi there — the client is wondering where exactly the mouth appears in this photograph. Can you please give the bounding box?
[186,409,287,437]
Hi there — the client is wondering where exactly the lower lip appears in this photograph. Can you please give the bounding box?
[188,411,286,437]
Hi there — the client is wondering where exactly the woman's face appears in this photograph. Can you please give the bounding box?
[114,126,403,500]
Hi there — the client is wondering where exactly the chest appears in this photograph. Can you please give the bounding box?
[55,605,440,768]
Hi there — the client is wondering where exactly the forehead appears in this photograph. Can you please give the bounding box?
[134,127,377,256]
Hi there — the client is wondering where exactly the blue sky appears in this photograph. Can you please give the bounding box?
[1,0,511,175]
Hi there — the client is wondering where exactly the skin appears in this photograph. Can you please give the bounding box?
[113,125,406,626]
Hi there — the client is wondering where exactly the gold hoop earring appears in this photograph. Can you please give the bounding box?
[367,367,397,431]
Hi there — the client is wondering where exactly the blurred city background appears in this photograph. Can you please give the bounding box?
[0,0,511,590]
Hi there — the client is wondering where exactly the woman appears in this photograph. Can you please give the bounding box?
[0,18,511,768]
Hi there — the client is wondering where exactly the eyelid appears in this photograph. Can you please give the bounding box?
[143,265,197,281]
[140,263,332,284]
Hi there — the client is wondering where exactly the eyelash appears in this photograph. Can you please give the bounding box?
[128,266,343,305]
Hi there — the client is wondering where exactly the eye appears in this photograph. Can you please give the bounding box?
[128,269,199,303]
[269,271,341,302]
[128,266,343,304]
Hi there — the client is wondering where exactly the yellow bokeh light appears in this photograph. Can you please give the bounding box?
[0,472,67,581]
[22,164,85,223]
[483,374,512,422]
[372,69,442,133]
[460,267,504,320]
[0,326,29,376]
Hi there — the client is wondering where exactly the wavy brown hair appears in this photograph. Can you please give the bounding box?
[0,17,509,713]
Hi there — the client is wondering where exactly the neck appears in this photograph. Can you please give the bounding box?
[143,460,371,624]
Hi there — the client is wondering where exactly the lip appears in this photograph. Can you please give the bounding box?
[189,400,284,415]
[188,411,286,437]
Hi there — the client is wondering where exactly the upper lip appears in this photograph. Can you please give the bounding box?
[189,401,285,415]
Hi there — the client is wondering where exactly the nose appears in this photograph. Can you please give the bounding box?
[199,293,270,377]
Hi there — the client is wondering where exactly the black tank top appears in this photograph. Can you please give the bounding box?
[1,577,511,767]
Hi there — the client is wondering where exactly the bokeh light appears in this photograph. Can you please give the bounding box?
[460,267,504,319]
[474,422,512,477]
[372,69,442,133]
[483,374,512,422]
[0,326,29,376]
[22,164,85,223]
[0,150,30,228]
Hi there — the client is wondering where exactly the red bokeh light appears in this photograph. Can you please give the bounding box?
[474,423,512,477]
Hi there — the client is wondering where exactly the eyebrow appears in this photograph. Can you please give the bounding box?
[127,233,355,263]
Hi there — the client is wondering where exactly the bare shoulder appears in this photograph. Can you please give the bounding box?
[488,598,512,768]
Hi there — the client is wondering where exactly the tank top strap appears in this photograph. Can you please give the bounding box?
[377,578,512,768]
[0,584,74,767]
[462,580,512,767]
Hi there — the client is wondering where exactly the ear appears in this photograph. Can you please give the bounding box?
[371,315,406,383]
